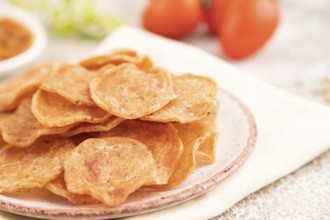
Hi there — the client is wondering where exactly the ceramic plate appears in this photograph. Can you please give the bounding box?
[0,88,256,220]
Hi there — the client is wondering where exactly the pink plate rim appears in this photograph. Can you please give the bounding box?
[0,89,257,219]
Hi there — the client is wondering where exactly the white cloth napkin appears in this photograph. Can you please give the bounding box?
[1,26,330,220]
[93,27,330,220]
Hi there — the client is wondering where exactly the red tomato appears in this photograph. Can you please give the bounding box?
[203,0,228,34]
[219,0,280,59]
[143,0,204,39]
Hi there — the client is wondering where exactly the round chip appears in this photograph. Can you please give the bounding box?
[1,97,74,147]
[0,136,6,148]
[137,55,154,71]
[0,138,75,193]
[99,120,183,184]
[64,137,158,207]
[46,172,100,205]
[157,122,208,189]
[80,49,138,70]
[196,100,219,163]
[80,54,136,70]
[97,56,155,73]
[109,49,138,57]
[0,64,54,112]
[142,74,217,123]
[90,64,176,119]
[41,64,97,106]
[97,64,116,75]
[198,100,218,128]
[63,117,125,137]
[32,90,110,127]
[80,49,153,71]
[196,133,218,163]
[69,133,100,146]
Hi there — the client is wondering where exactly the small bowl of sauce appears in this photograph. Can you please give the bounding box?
[0,18,33,61]
[0,4,47,76]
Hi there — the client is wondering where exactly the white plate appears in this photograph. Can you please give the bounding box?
[0,4,47,76]
[0,88,256,219]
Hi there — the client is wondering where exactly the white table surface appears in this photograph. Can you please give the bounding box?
[1,0,329,219]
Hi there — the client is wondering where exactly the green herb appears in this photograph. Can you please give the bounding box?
[11,0,123,39]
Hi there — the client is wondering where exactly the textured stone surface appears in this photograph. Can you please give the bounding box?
[213,150,330,219]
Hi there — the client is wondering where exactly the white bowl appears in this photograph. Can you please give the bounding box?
[0,4,47,76]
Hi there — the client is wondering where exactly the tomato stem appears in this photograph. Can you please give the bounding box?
[201,0,213,10]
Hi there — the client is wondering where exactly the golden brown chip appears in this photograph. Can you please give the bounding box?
[0,112,7,130]
[46,172,99,205]
[97,64,116,74]
[64,137,158,207]
[32,90,110,127]
[41,64,97,106]
[196,133,218,163]
[80,54,135,70]
[99,120,183,184]
[0,97,74,147]
[198,100,218,128]
[80,49,153,71]
[142,74,217,123]
[69,133,100,146]
[0,113,8,148]
[64,117,125,137]
[0,138,75,193]
[110,49,138,57]
[90,64,176,119]
[0,64,54,112]
[196,100,218,163]
[157,123,208,189]
[0,136,6,148]
[137,56,154,71]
